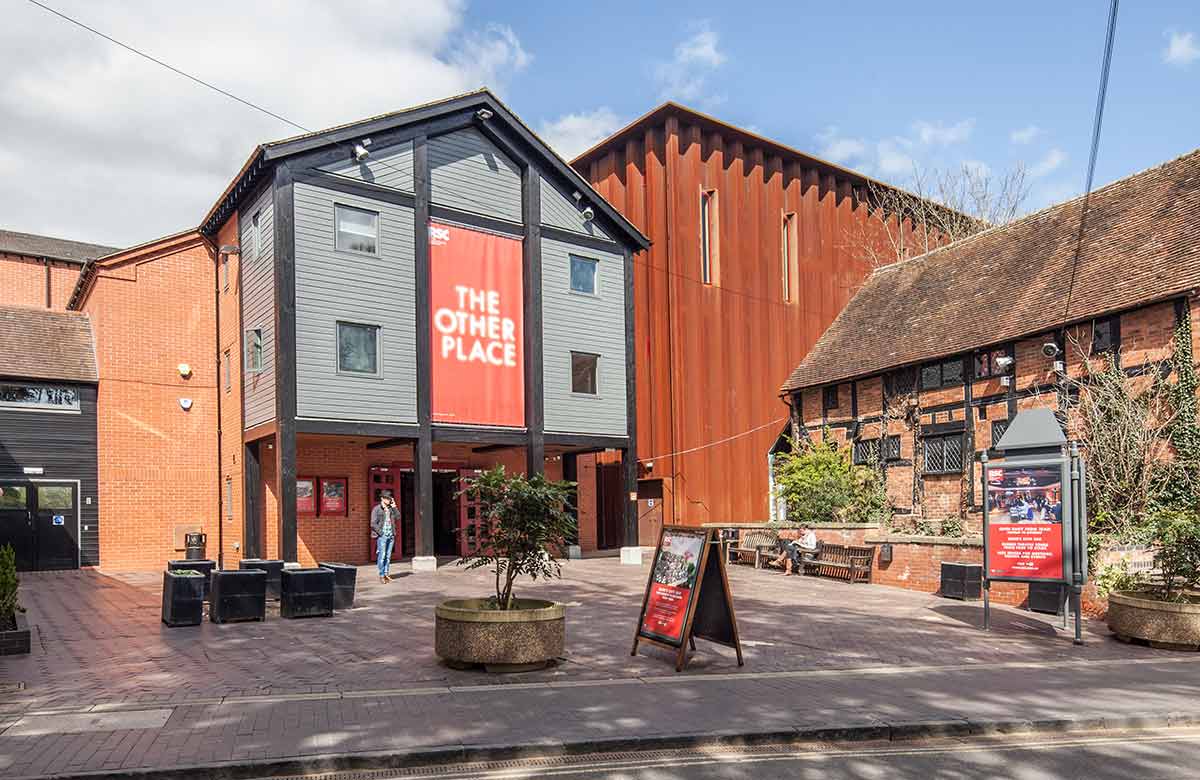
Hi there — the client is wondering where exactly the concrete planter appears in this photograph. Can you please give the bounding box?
[1107,591,1200,650]
[435,598,565,672]
[0,611,31,656]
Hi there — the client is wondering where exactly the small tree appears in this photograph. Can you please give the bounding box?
[1143,508,1200,602]
[457,467,577,610]
[773,437,890,526]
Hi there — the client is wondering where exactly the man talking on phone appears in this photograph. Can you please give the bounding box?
[370,491,399,583]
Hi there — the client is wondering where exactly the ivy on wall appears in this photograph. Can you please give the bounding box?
[1164,299,1200,508]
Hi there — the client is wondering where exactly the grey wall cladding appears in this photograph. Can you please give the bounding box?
[241,186,275,428]
[540,176,611,240]
[293,182,418,423]
[541,237,626,436]
[318,140,414,192]
[430,128,521,223]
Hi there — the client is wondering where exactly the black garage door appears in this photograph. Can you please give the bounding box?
[0,481,78,571]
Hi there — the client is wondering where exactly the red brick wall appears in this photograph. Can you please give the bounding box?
[81,235,219,570]
[215,215,245,566]
[0,253,81,309]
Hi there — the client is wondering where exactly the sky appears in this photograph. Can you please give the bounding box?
[2,0,1197,248]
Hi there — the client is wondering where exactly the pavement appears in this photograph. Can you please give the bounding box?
[1,558,1198,779]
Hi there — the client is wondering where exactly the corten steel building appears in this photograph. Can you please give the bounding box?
[58,90,648,572]
[573,104,916,533]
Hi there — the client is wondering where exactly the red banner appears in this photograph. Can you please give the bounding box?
[987,522,1064,580]
[429,222,524,427]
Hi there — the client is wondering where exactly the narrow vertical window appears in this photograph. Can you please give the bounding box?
[245,329,264,373]
[222,255,230,291]
[782,212,796,302]
[250,211,261,259]
[223,350,231,392]
[570,352,599,395]
[224,477,233,519]
[700,189,717,285]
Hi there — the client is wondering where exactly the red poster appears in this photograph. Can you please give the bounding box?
[429,222,524,427]
[641,530,705,644]
[987,523,1064,580]
[985,464,1065,580]
[296,477,316,515]
[320,478,347,516]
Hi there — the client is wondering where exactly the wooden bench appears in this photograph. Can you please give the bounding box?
[802,542,874,583]
[728,529,779,569]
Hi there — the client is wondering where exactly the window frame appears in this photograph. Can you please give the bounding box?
[920,357,966,390]
[991,419,1011,449]
[223,350,231,393]
[973,347,1009,379]
[781,211,796,302]
[884,367,917,397]
[883,434,902,462]
[0,383,81,414]
[700,188,718,285]
[1092,315,1120,354]
[222,253,230,291]
[569,350,600,396]
[568,254,599,296]
[822,385,839,412]
[245,328,264,374]
[922,432,965,475]
[336,321,383,378]
[853,437,881,466]
[333,203,381,256]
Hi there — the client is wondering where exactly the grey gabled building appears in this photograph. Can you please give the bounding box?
[195,89,649,568]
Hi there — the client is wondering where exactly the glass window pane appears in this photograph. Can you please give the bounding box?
[37,485,73,510]
[920,364,942,390]
[0,383,80,411]
[338,323,379,374]
[942,359,963,385]
[570,256,597,294]
[923,437,943,472]
[335,205,379,254]
[571,353,598,394]
[0,485,27,510]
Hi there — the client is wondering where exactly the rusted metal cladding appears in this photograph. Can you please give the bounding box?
[578,112,889,530]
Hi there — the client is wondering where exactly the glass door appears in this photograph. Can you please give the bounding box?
[0,482,35,571]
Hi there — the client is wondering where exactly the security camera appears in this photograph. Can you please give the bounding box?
[476,108,494,121]
[353,143,370,162]
[1042,342,1061,359]
[581,206,595,222]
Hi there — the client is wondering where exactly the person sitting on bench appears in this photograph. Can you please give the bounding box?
[769,526,818,575]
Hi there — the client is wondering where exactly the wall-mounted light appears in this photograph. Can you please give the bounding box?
[353,139,371,161]
[179,398,194,411]
[581,206,595,222]
[178,363,192,378]
[476,108,494,121]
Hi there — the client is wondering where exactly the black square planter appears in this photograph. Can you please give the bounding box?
[281,568,335,619]
[168,559,215,600]
[239,559,284,600]
[318,562,357,610]
[1029,581,1065,614]
[162,570,206,627]
[940,562,982,601]
[210,569,267,623]
[0,612,31,655]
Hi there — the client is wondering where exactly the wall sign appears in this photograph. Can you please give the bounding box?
[296,477,317,515]
[429,221,524,427]
[632,526,743,671]
[320,477,348,516]
[53,515,65,526]
[984,464,1066,581]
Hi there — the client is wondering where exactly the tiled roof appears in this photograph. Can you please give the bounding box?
[782,148,1200,392]
[0,305,98,382]
[0,229,119,264]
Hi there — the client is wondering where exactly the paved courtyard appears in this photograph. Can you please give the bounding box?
[1,558,1197,778]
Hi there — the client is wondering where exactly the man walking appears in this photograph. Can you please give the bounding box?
[371,491,399,583]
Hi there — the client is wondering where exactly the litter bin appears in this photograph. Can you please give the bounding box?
[184,532,207,561]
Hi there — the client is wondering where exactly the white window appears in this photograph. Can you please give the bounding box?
[223,350,231,392]
[337,321,381,376]
[570,352,599,395]
[250,211,261,259]
[335,204,379,254]
[245,329,264,373]
[569,255,598,295]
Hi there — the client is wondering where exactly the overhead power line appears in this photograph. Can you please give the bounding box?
[1062,0,1119,325]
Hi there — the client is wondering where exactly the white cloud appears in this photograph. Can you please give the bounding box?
[1,1,530,246]
[876,139,915,176]
[537,108,623,160]
[912,118,974,145]
[816,126,868,163]
[1029,148,1067,178]
[1010,125,1041,144]
[1164,29,1200,66]
[654,23,727,104]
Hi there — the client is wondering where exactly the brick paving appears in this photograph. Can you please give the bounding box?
[1,559,1197,778]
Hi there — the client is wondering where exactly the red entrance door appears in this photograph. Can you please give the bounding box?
[458,468,484,557]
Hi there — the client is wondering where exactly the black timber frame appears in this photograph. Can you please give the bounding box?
[272,161,299,564]
[413,133,434,558]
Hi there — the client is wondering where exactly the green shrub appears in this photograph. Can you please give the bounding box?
[1143,508,1200,601]
[0,544,19,619]
[773,437,890,526]
[457,466,577,610]
[1094,560,1146,598]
